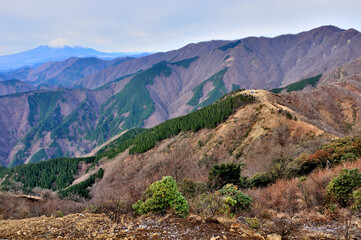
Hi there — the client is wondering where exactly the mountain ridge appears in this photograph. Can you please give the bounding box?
[0,44,150,71]
[2,25,359,91]
[0,25,360,167]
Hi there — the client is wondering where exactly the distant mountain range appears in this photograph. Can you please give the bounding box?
[1,57,131,88]
[0,44,150,71]
[0,25,360,167]
[0,79,36,96]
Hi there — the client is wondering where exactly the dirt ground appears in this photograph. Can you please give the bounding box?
[0,213,264,240]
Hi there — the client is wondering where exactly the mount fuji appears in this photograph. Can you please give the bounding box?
[0,38,150,71]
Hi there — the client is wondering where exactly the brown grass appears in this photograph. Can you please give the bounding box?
[87,90,336,208]
[247,158,361,218]
[0,193,86,220]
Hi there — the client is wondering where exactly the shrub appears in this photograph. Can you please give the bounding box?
[132,176,189,218]
[239,176,252,189]
[249,172,275,187]
[244,217,260,229]
[287,137,361,178]
[285,111,293,120]
[53,210,64,217]
[194,193,228,218]
[247,158,290,188]
[100,199,129,222]
[177,178,206,199]
[209,163,242,189]
[218,184,252,212]
[194,184,252,217]
[351,190,361,212]
[85,204,99,213]
[340,152,357,162]
[287,151,332,177]
[327,168,361,207]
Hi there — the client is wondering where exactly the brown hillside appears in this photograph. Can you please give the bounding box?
[88,89,344,203]
[283,79,361,135]
[1,26,360,166]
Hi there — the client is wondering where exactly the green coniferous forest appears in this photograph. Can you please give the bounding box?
[0,91,256,196]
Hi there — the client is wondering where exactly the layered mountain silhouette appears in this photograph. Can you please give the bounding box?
[0,25,360,167]
[0,42,150,71]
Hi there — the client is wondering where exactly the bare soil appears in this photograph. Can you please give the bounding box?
[0,213,263,240]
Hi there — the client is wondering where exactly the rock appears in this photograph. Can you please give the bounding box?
[254,233,265,239]
[276,212,290,220]
[266,233,282,240]
[209,236,221,240]
[238,216,248,225]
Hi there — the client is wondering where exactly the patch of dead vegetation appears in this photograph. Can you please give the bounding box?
[0,213,264,240]
[247,158,361,239]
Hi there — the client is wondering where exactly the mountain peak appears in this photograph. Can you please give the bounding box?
[309,25,343,34]
[48,38,74,48]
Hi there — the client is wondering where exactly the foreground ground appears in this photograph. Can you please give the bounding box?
[1,210,361,239]
[0,213,264,240]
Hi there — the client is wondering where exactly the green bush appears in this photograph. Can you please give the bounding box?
[239,175,252,189]
[194,184,252,217]
[230,158,288,189]
[209,163,242,189]
[53,210,64,217]
[193,193,229,218]
[133,176,189,218]
[249,172,275,188]
[351,190,361,212]
[194,192,229,218]
[327,168,361,207]
[177,178,206,199]
[340,152,357,162]
[218,184,252,212]
[244,217,260,229]
[286,136,361,179]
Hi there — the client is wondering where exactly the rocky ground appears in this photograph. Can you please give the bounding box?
[0,213,264,240]
[1,211,360,239]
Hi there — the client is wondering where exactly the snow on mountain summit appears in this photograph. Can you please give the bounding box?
[48,38,74,48]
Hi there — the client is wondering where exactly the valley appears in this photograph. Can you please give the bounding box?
[0,26,360,167]
[0,25,360,239]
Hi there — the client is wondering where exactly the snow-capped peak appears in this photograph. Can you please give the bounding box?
[48,38,74,48]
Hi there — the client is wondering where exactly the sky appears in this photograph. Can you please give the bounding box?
[0,0,360,55]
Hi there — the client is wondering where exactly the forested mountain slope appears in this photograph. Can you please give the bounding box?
[0,26,360,167]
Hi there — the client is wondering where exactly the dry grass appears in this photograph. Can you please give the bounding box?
[0,193,86,220]
[248,158,361,218]
[86,90,336,208]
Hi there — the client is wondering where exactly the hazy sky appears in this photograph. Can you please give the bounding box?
[0,0,360,55]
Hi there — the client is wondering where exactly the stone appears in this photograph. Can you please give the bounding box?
[266,233,282,240]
